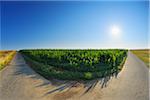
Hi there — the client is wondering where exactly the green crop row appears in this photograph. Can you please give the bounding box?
[20,49,127,80]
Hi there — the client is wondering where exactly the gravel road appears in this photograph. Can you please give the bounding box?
[0,52,149,100]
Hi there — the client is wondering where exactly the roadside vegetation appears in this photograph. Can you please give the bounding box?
[0,51,16,70]
[20,49,127,80]
[131,49,150,67]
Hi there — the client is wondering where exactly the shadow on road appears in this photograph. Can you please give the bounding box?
[13,62,120,97]
[13,53,121,98]
[13,60,120,95]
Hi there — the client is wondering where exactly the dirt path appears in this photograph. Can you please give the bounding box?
[98,51,149,100]
[0,53,55,100]
[0,52,149,100]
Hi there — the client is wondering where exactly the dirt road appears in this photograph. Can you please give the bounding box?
[0,52,149,100]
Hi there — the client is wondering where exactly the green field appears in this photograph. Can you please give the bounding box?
[20,49,127,80]
[0,51,16,70]
[131,49,150,67]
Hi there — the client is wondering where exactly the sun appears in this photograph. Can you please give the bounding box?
[110,25,121,37]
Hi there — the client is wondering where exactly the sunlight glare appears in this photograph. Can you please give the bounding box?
[110,25,121,37]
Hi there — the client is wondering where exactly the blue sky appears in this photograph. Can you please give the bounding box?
[1,1,149,50]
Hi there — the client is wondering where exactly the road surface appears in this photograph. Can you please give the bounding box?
[0,52,149,100]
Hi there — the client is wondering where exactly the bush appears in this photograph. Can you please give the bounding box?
[84,72,92,80]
